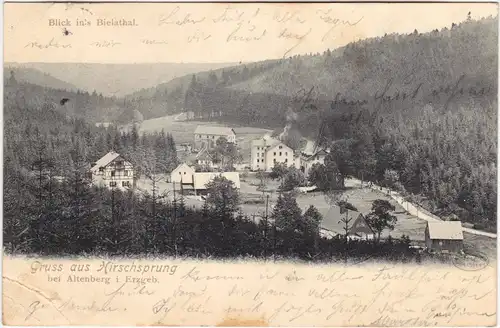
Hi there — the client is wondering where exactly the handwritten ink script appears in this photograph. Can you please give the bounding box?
[12,4,364,58]
[3,257,496,326]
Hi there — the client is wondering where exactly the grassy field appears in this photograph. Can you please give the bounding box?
[135,173,495,257]
[124,114,272,162]
[131,116,496,258]
[137,173,427,240]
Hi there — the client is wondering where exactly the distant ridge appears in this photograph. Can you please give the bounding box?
[4,62,239,97]
[4,65,78,92]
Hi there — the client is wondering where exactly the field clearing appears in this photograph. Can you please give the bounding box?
[126,114,272,162]
[137,173,428,242]
[134,158,494,257]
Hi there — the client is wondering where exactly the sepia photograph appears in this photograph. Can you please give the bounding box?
[2,2,498,326]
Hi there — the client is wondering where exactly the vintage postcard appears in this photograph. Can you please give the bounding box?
[2,2,498,326]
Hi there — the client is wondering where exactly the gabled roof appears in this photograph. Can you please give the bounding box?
[251,135,281,148]
[193,172,241,190]
[194,125,235,136]
[427,221,464,240]
[267,140,293,153]
[302,140,317,156]
[320,205,362,224]
[172,163,194,174]
[349,215,375,236]
[196,147,213,161]
[90,151,121,172]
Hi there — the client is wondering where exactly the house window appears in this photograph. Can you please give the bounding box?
[212,136,214,139]
[256,159,259,163]
[179,172,181,175]
[184,172,186,175]
[285,158,288,163]
[116,161,123,166]
[122,181,130,187]
[111,171,116,177]
[99,167,104,172]
[109,181,117,187]
[274,152,276,156]
[279,152,282,156]
[285,152,288,156]
[262,152,264,157]
[273,159,277,163]
[279,146,283,149]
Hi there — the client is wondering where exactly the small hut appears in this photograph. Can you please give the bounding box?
[424,221,464,253]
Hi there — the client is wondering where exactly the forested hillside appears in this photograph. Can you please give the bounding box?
[122,59,282,121]
[5,62,240,97]
[4,67,78,92]
[4,75,129,123]
[124,17,497,228]
[4,79,179,180]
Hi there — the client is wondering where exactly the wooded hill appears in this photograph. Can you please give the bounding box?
[4,75,130,123]
[121,16,498,228]
[120,17,497,126]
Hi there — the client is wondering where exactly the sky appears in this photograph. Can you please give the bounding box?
[4,2,498,64]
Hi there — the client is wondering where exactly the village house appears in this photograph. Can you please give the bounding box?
[250,135,294,172]
[320,206,375,240]
[299,149,330,177]
[192,172,241,195]
[194,125,236,150]
[169,163,195,184]
[90,151,134,191]
[348,213,376,241]
[296,139,330,177]
[195,147,215,168]
[425,221,464,253]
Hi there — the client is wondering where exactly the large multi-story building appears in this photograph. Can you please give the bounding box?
[250,135,294,172]
[90,151,134,190]
[194,125,236,150]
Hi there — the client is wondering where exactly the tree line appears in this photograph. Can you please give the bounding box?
[4,171,417,262]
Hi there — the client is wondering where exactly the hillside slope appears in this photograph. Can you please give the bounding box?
[4,78,127,123]
[4,66,78,92]
[124,17,497,228]
[6,62,239,97]
[123,17,497,127]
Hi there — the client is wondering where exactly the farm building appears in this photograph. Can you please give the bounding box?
[194,126,236,150]
[424,221,464,253]
[90,151,134,191]
[348,214,375,241]
[321,206,375,240]
[192,172,240,195]
[170,163,195,184]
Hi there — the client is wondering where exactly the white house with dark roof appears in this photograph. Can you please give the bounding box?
[194,125,236,150]
[250,135,294,172]
[90,151,134,190]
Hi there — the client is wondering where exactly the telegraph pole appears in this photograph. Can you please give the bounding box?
[173,181,177,257]
[264,194,269,260]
